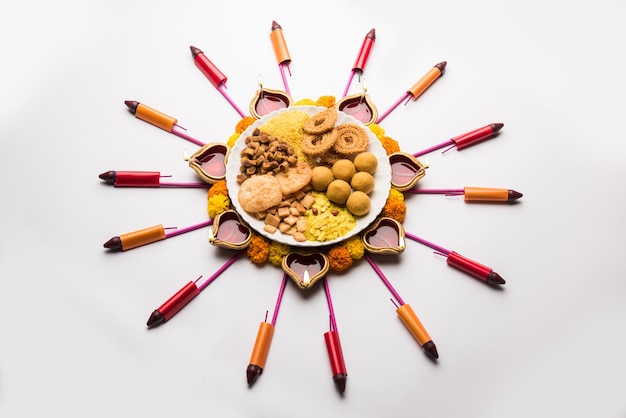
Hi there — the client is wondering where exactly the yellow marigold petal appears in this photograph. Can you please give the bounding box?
[235,116,256,134]
[295,98,315,106]
[368,124,385,139]
[388,188,405,202]
[345,236,365,260]
[269,242,291,266]
[227,132,240,148]
[207,194,231,219]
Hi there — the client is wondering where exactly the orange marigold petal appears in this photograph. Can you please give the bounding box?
[235,116,256,134]
[315,95,336,108]
[328,246,353,272]
[381,199,406,223]
[207,180,228,198]
[380,136,401,155]
[247,234,270,264]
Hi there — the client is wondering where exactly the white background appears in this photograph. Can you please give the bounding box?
[1,1,625,417]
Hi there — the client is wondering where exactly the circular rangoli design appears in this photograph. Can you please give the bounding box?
[100,22,521,394]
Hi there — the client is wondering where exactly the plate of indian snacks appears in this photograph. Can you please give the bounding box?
[226,106,392,247]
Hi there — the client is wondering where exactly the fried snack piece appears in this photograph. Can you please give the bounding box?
[333,123,369,155]
[238,175,283,213]
[274,161,313,195]
[302,108,338,134]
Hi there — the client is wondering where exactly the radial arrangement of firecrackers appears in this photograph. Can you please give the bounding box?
[100,21,522,394]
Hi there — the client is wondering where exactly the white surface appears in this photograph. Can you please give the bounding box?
[227,105,391,247]
[1,1,625,417]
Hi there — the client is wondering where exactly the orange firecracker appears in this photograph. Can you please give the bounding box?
[103,224,166,252]
[270,21,291,66]
[247,322,275,385]
[407,61,447,100]
[396,303,439,359]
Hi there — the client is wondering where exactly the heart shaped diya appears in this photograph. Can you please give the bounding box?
[362,217,406,255]
[282,251,329,290]
[389,152,426,191]
[336,93,378,126]
[189,142,230,184]
[249,87,293,119]
[208,210,252,250]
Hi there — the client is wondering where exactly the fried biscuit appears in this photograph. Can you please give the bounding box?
[274,161,312,195]
[238,175,283,213]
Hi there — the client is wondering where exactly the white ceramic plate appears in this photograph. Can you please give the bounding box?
[225,106,391,247]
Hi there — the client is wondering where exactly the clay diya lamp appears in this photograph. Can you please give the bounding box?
[336,82,378,125]
[188,142,230,184]
[388,152,426,191]
[208,210,252,250]
[362,217,406,255]
[282,251,329,290]
[249,77,293,119]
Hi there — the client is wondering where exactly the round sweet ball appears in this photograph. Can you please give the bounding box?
[346,191,371,216]
[354,152,378,175]
[350,171,375,194]
[326,179,352,205]
[331,159,356,182]
[311,166,334,191]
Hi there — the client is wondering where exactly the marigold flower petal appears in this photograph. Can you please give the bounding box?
[208,180,229,198]
[295,98,315,106]
[328,246,353,272]
[380,136,401,155]
[207,194,231,219]
[315,95,336,108]
[388,188,405,202]
[247,235,270,264]
[368,124,385,139]
[235,116,256,134]
[381,198,406,223]
[227,132,240,148]
[345,236,365,260]
[269,242,291,266]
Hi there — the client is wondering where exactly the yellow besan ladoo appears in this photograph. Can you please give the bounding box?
[346,191,371,216]
[353,151,378,175]
[350,171,375,194]
[311,166,334,191]
[326,180,351,205]
[331,159,356,182]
